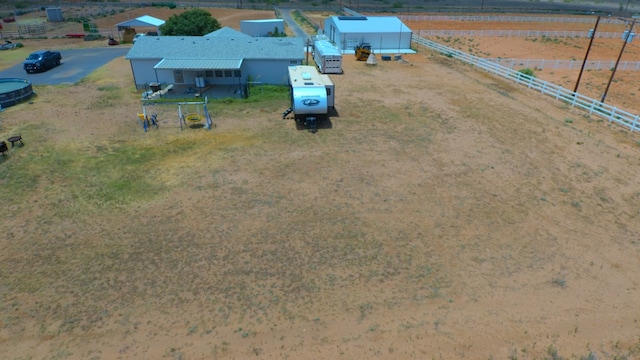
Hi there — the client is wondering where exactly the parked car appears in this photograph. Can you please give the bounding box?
[23,50,62,73]
[108,36,119,46]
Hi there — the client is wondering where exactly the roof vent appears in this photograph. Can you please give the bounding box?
[302,72,312,80]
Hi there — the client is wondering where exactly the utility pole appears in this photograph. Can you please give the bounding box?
[601,18,636,103]
[574,16,600,93]
[625,0,631,16]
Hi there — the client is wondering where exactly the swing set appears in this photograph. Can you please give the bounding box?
[139,97,213,132]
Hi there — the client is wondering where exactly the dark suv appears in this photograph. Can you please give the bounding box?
[24,50,62,73]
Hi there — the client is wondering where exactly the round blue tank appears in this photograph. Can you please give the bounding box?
[0,78,35,109]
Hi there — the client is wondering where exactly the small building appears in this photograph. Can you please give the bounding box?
[323,15,412,54]
[312,34,342,74]
[125,28,304,96]
[45,7,64,22]
[240,19,285,37]
[116,15,165,39]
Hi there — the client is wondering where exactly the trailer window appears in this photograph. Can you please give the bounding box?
[326,88,331,96]
[215,70,223,77]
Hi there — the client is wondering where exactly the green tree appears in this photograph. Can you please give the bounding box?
[159,9,221,36]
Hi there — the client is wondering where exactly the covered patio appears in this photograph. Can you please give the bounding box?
[149,58,246,99]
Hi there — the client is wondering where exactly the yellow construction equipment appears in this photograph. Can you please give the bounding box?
[355,43,372,61]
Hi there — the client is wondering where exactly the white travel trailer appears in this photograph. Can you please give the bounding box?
[284,65,335,132]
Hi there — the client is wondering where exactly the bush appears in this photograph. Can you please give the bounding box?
[159,9,220,36]
[518,68,536,77]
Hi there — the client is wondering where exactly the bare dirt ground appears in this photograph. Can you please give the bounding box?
[1,8,640,360]
[318,11,640,113]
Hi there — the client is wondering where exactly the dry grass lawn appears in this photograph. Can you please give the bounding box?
[0,9,640,360]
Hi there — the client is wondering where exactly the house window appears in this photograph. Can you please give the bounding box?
[205,70,213,77]
[234,70,241,77]
[224,70,232,77]
[215,70,223,77]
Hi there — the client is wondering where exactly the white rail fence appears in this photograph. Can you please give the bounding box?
[400,15,621,24]
[0,22,118,40]
[419,29,623,39]
[487,58,640,71]
[412,35,640,133]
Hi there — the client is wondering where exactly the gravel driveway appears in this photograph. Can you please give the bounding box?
[0,47,130,85]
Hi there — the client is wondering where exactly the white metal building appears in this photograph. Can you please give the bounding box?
[240,19,285,37]
[323,15,413,54]
[125,28,304,92]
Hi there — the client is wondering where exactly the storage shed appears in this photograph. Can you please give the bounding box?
[45,7,64,22]
[323,15,412,54]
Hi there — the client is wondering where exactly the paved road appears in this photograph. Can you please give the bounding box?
[278,8,310,39]
[0,47,130,85]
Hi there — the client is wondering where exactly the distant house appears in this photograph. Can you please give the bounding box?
[322,16,412,54]
[124,27,304,92]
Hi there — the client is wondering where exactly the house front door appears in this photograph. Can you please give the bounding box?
[173,70,183,83]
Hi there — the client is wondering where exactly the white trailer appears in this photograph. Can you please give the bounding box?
[284,65,335,132]
[312,35,343,74]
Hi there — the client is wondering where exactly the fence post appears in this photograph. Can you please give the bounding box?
[609,107,616,123]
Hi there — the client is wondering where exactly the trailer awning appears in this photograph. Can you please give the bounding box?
[154,58,243,70]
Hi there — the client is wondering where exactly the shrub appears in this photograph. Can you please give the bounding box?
[518,68,536,77]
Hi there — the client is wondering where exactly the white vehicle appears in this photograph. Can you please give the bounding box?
[132,33,145,44]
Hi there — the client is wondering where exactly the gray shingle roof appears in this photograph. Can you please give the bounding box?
[154,58,243,70]
[125,35,303,61]
[204,26,251,39]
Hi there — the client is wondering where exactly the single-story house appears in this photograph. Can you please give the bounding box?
[124,27,304,93]
[322,15,413,54]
